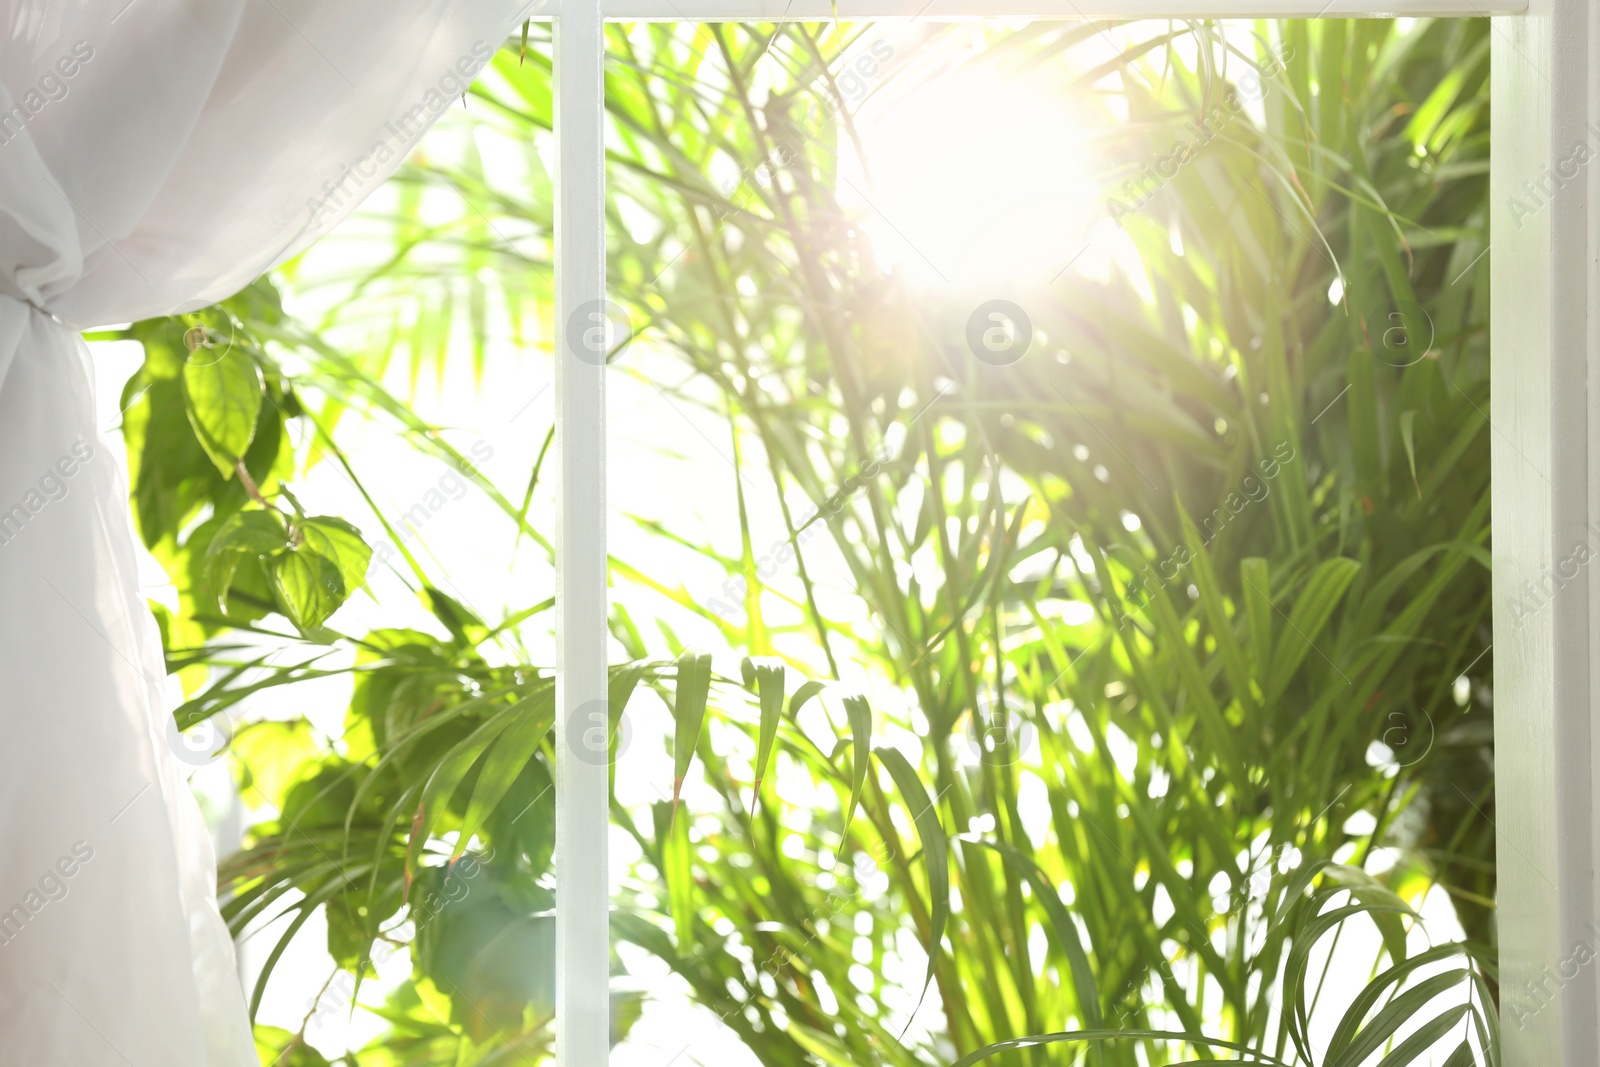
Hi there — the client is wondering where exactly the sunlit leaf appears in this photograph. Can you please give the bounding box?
[204,509,288,610]
[182,348,262,477]
[671,651,713,817]
[873,745,947,1025]
[750,660,785,815]
[452,685,556,860]
[840,694,871,839]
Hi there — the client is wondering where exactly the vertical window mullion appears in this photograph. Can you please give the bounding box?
[553,2,610,1065]
[1490,9,1600,1058]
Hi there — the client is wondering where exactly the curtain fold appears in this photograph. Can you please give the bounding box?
[0,0,532,1059]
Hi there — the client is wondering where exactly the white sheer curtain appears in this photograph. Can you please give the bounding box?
[0,0,530,1059]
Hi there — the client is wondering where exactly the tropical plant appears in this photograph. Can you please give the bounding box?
[104,13,1499,1066]
[585,17,1497,1064]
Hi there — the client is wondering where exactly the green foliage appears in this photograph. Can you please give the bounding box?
[183,345,263,476]
[570,17,1493,1065]
[256,1025,333,1066]
[115,284,373,639]
[116,15,1499,1066]
[672,650,715,811]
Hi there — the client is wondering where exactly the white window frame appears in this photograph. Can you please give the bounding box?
[544,2,1584,1063]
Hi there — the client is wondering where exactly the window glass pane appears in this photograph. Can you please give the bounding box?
[600,17,1493,1067]
[142,14,1496,1063]
[123,25,566,1059]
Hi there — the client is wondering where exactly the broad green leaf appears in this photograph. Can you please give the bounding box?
[252,515,372,630]
[409,712,518,876]
[1374,1005,1473,1067]
[450,686,556,860]
[750,661,785,815]
[654,801,695,950]
[229,718,321,810]
[269,548,345,631]
[1400,409,1421,498]
[182,348,262,476]
[254,1024,333,1066]
[1329,969,1471,1067]
[1325,944,1484,1063]
[608,663,648,794]
[873,745,947,1026]
[204,509,289,610]
[299,517,372,598]
[209,508,291,555]
[1404,62,1465,147]
[1266,557,1361,698]
[423,587,487,649]
[1283,901,1421,1061]
[1321,863,1415,964]
[789,678,825,720]
[970,839,1102,1034]
[840,694,871,839]
[671,651,713,815]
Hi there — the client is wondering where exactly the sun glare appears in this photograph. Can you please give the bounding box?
[843,59,1102,289]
